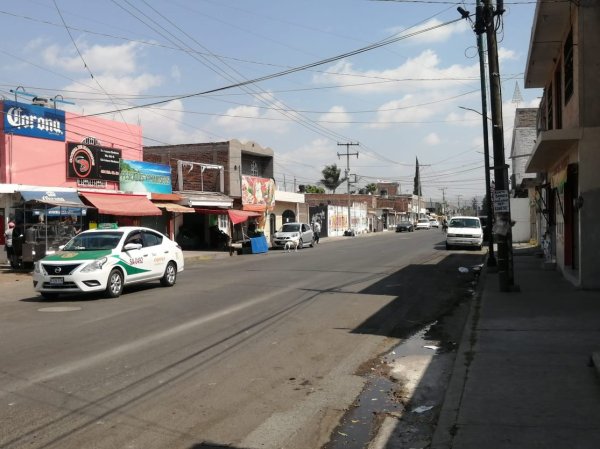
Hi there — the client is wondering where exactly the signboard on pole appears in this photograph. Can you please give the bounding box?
[493,190,510,213]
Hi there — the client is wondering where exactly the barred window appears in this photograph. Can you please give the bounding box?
[564,29,574,103]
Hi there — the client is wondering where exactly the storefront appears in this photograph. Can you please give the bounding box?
[2,187,88,268]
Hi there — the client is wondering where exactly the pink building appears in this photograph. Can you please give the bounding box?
[0,98,164,266]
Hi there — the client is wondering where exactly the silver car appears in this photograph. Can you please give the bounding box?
[272,222,315,249]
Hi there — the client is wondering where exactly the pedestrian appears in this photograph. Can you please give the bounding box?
[4,221,15,264]
[313,220,321,244]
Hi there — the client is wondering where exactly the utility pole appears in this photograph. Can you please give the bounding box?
[457,194,463,214]
[475,0,497,267]
[338,142,359,232]
[481,0,516,291]
[439,187,447,215]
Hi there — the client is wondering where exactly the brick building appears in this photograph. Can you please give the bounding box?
[144,140,276,249]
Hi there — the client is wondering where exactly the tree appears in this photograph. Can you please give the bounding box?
[320,164,347,193]
[358,183,377,194]
[299,184,325,193]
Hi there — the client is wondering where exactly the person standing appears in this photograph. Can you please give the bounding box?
[4,221,15,265]
[313,220,321,244]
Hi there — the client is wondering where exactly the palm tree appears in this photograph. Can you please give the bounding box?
[320,164,347,193]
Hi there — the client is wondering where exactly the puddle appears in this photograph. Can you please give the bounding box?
[324,324,441,449]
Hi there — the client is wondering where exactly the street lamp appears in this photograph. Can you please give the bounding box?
[458,104,496,267]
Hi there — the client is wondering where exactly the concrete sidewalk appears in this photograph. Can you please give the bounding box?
[431,246,600,449]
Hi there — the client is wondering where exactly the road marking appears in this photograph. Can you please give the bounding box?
[38,307,82,312]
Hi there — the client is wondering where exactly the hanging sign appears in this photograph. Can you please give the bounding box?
[3,100,65,141]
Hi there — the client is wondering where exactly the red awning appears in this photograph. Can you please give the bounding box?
[80,192,162,216]
[228,209,262,225]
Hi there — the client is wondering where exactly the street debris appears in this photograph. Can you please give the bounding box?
[423,345,439,351]
[411,405,434,414]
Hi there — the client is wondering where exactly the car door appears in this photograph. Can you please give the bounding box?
[142,230,167,279]
[122,230,153,282]
[301,223,313,245]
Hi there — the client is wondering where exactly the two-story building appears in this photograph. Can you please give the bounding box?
[0,97,166,266]
[144,140,276,249]
[524,0,600,288]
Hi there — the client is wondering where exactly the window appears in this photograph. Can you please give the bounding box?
[250,160,258,176]
[125,231,143,247]
[554,66,562,129]
[547,82,553,131]
[143,231,163,247]
[564,29,574,103]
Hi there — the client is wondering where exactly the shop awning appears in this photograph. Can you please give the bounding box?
[151,193,183,202]
[80,192,162,216]
[155,202,195,213]
[228,209,262,225]
[19,190,87,208]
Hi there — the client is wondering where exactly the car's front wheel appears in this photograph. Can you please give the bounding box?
[160,261,177,287]
[105,269,124,298]
[298,238,303,249]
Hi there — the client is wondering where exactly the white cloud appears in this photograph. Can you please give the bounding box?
[498,47,518,62]
[171,65,182,82]
[386,19,470,45]
[314,50,480,95]
[43,42,142,76]
[214,96,290,134]
[318,106,350,129]
[424,132,440,145]
[368,94,438,129]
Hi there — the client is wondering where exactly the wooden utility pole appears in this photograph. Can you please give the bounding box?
[481,0,515,291]
[337,142,359,232]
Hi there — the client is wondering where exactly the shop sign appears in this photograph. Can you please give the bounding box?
[119,159,172,194]
[3,100,65,141]
[66,142,121,182]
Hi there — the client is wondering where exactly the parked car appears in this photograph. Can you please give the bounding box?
[32,226,184,299]
[396,221,414,232]
[272,222,314,249]
[416,218,432,230]
[446,216,483,250]
[429,219,439,228]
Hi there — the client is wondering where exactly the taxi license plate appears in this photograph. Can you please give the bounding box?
[50,277,64,285]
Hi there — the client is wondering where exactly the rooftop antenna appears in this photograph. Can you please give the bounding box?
[511,82,523,107]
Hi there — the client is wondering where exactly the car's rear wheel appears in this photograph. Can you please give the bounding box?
[160,261,177,287]
[105,269,124,298]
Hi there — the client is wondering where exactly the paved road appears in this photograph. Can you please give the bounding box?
[0,229,483,449]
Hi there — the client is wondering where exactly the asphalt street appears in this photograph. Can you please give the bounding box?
[0,229,484,449]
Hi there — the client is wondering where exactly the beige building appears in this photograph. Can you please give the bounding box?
[524,1,600,288]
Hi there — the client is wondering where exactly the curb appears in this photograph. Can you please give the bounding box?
[428,255,488,449]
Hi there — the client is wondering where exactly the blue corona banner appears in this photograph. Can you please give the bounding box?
[3,100,65,141]
[119,160,172,194]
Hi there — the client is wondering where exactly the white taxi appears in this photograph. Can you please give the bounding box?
[33,226,184,299]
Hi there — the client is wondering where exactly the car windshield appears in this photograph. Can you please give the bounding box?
[418,219,429,223]
[281,224,300,232]
[63,231,124,250]
[449,218,480,228]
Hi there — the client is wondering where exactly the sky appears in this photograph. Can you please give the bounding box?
[0,0,543,207]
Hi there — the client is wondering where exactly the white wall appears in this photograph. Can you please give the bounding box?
[510,197,531,243]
